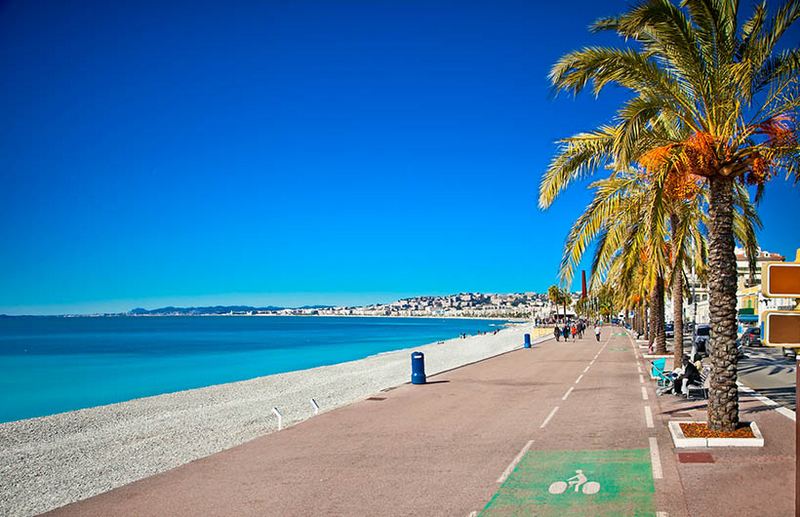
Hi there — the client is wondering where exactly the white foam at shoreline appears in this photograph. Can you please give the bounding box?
[0,323,545,516]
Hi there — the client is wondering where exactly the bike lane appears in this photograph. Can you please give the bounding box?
[478,329,669,516]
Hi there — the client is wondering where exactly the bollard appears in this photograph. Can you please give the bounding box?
[411,351,426,384]
[524,333,531,348]
[272,407,283,430]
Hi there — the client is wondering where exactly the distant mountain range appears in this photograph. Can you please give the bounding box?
[128,305,332,316]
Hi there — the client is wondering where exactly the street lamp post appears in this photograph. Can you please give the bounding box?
[691,263,698,359]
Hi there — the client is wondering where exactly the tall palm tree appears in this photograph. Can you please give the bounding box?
[556,170,672,353]
[555,166,759,358]
[540,0,797,431]
[548,285,571,321]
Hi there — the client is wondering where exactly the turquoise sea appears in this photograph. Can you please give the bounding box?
[0,316,505,423]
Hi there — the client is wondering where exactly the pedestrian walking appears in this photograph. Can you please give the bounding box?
[563,324,571,342]
[554,326,561,342]
[571,323,578,341]
[594,323,601,342]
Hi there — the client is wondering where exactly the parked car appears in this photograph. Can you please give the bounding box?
[736,327,761,347]
[783,347,797,360]
[665,323,674,339]
[693,324,711,357]
[693,324,746,359]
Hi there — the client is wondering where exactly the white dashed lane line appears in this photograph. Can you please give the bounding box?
[575,374,584,384]
[540,407,559,429]
[641,386,649,400]
[644,405,654,428]
[649,437,663,479]
[562,387,574,401]
[496,440,534,483]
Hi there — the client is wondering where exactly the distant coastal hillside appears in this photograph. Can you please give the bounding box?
[126,292,564,319]
[128,305,332,316]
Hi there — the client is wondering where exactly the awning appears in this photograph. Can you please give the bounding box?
[738,314,759,322]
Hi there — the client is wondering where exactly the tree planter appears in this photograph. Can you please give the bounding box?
[668,420,764,448]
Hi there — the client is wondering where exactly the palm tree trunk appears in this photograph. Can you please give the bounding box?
[707,176,739,432]
[639,303,646,336]
[648,294,655,347]
[652,276,667,355]
[671,213,684,366]
[637,303,644,336]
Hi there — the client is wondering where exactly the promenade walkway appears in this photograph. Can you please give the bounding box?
[48,327,795,516]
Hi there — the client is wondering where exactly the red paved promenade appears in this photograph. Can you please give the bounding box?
[48,327,796,516]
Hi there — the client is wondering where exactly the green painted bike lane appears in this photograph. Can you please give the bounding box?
[480,449,655,516]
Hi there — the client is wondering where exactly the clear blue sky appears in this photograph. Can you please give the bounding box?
[1,0,798,315]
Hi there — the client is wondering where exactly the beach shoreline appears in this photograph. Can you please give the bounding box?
[0,323,551,516]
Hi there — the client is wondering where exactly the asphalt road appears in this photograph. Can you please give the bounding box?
[738,345,797,411]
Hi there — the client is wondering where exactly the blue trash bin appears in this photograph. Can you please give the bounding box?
[411,351,426,384]
[524,333,531,348]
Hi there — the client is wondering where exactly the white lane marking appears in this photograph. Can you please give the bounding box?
[639,374,645,384]
[776,407,796,421]
[737,381,797,422]
[583,366,590,373]
[649,437,663,479]
[641,386,649,400]
[637,365,642,373]
[496,440,533,483]
[562,387,574,401]
[540,406,559,428]
[590,359,596,365]
[467,512,478,517]
[644,405,654,428]
[575,374,584,384]
[656,512,669,517]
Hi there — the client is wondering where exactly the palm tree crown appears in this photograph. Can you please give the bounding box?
[540,0,799,432]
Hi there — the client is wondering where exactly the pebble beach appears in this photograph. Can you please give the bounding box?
[0,323,550,516]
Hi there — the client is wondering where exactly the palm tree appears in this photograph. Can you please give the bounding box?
[541,0,797,431]
[548,284,571,321]
[555,170,672,353]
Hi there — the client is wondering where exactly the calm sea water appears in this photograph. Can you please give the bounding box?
[0,316,505,423]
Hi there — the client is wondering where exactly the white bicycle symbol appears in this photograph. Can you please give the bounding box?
[548,469,600,495]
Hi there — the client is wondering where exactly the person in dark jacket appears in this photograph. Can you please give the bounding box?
[672,356,702,395]
[554,326,562,342]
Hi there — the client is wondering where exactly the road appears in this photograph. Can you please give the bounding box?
[739,345,797,411]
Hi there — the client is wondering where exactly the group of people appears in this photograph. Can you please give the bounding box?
[553,320,603,342]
